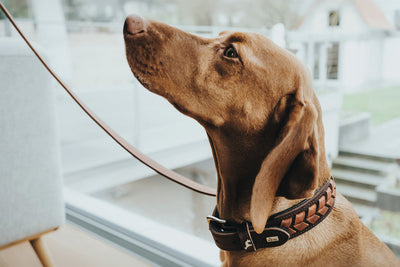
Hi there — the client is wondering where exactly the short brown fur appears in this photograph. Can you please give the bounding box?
[124,16,399,266]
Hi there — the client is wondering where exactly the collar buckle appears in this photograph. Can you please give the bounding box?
[206,215,227,224]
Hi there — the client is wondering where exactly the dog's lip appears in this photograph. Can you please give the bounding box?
[124,30,145,36]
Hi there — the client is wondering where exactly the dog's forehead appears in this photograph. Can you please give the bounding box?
[216,31,250,43]
[216,31,274,49]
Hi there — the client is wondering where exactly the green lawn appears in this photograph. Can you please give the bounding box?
[369,210,400,239]
[342,86,400,125]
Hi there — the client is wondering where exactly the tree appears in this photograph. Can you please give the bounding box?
[177,0,217,25]
[223,0,301,29]
[174,0,302,28]
[0,0,32,19]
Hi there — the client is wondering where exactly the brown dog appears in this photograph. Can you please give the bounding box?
[123,15,399,266]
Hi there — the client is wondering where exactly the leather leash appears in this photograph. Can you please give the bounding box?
[0,2,216,197]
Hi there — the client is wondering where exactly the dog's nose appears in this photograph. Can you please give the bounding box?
[124,15,146,35]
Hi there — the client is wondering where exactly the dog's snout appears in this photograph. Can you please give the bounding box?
[124,15,146,35]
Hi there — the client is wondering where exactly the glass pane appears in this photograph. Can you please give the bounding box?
[2,0,399,264]
[92,160,217,242]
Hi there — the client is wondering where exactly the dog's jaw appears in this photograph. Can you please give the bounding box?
[124,34,166,97]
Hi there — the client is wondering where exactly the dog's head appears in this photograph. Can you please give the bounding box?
[124,16,325,233]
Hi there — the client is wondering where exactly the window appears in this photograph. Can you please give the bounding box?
[329,10,340,27]
[4,1,399,264]
[314,43,321,79]
[327,43,339,79]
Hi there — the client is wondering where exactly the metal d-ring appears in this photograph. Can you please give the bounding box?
[207,215,227,224]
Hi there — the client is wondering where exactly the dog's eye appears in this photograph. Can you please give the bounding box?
[223,46,238,58]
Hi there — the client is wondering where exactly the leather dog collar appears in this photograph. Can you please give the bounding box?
[207,177,336,252]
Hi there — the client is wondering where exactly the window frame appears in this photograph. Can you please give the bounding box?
[65,188,220,267]
[328,10,340,27]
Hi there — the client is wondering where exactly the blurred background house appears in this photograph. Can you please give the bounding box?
[292,0,400,94]
[1,0,400,265]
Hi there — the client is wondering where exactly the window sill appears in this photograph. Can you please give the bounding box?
[64,188,220,266]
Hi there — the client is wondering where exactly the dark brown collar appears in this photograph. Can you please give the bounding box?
[207,177,336,252]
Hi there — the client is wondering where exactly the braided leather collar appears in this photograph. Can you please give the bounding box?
[207,177,336,252]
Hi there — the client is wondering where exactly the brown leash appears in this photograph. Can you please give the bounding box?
[0,2,216,197]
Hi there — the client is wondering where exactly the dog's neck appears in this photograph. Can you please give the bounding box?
[207,130,264,222]
[206,127,330,224]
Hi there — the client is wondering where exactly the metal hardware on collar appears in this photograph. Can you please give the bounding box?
[244,240,253,250]
[207,215,227,224]
[237,222,258,252]
[208,177,336,252]
[262,227,290,245]
[266,236,279,243]
[0,1,217,197]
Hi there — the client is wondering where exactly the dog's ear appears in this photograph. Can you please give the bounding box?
[250,88,318,234]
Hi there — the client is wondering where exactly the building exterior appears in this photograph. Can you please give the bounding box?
[289,0,400,94]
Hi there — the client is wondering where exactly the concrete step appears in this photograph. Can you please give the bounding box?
[333,155,397,176]
[336,183,377,206]
[339,149,398,163]
[332,169,385,189]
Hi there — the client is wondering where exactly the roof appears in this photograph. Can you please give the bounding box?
[354,0,394,30]
[297,0,394,30]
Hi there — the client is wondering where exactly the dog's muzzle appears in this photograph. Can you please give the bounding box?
[124,14,146,36]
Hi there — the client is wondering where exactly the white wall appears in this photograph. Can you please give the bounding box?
[318,90,343,164]
[382,36,400,84]
[340,39,364,91]
[341,34,385,93]
[340,1,368,33]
